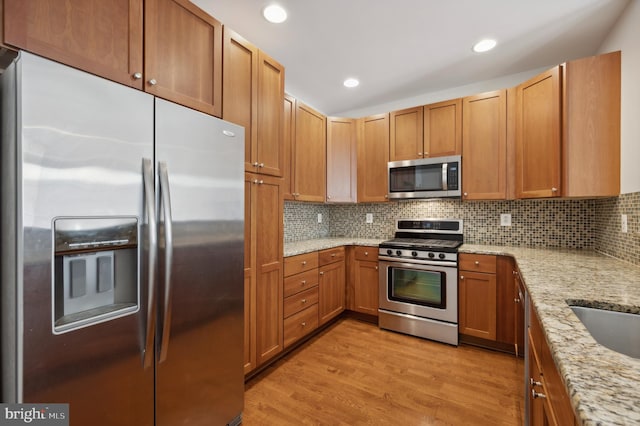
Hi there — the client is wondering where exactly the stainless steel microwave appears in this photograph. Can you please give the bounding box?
[388,155,461,199]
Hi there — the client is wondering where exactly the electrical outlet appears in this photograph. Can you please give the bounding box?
[621,214,628,233]
[500,213,512,227]
[317,213,322,223]
[366,213,373,224]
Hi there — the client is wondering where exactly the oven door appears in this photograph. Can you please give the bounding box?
[378,260,457,324]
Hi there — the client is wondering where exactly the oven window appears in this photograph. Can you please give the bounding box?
[388,267,446,308]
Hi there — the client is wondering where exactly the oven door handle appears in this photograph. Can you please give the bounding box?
[378,256,457,268]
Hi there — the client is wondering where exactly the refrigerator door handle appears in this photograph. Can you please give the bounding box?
[158,161,174,363]
[142,158,158,369]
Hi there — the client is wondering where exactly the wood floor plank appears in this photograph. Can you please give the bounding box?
[244,317,524,425]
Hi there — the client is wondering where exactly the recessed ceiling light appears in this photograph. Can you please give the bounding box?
[472,39,497,53]
[263,4,287,23]
[343,78,359,88]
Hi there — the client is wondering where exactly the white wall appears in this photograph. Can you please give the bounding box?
[598,0,640,194]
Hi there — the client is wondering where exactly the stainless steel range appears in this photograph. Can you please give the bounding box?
[378,218,463,345]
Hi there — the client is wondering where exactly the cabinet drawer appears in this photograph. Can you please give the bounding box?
[284,286,319,318]
[354,246,377,261]
[318,246,345,266]
[284,304,318,348]
[459,253,496,274]
[284,252,319,277]
[283,269,318,298]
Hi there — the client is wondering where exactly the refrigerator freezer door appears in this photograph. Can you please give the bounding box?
[15,52,155,424]
[154,98,245,425]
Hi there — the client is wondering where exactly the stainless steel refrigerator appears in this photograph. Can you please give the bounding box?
[1,51,244,425]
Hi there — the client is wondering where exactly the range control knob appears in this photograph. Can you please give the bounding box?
[396,250,402,256]
[411,251,418,257]
[438,253,446,259]
[386,249,393,256]
[428,252,435,258]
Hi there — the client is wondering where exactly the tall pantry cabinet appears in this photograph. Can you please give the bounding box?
[223,29,285,374]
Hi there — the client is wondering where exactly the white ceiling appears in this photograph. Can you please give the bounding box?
[191,0,629,116]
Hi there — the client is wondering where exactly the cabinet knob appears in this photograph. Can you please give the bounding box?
[301,299,307,304]
[327,195,331,199]
[530,378,542,387]
[375,266,378,270]
[331,253,336,257]
[514,297,521,303]
[551,187,558,192]
[460,275,464,280]
[301,322,307,327]
[258,180,264,184]
[418,152,422,156]
[253,162,259,167]
[384,195,389,199]
[301,280,306,286]
[531,389,546,399]
[133,72,142,80]
[364,251,368,256]
[424,152,429,156]
[253,179,259,184]
[319,271,324,275]
[463,192,468,197]
[474,261,480,265]
[148,78,157,86]
[259,163,264,168]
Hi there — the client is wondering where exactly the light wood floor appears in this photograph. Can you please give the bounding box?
[244,317,524,425]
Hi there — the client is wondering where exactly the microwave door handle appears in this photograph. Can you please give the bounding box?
[442,163,448,190]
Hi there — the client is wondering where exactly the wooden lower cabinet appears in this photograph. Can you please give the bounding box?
[459,254,522,354]
[349,246,379,316]
[245,173,284,374]
[283,252,319,348]
[318,247,346,325]
[528,301,576,425]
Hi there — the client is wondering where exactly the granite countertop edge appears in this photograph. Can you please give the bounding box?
[284,239,640,424]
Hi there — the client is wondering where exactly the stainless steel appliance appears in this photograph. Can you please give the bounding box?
[378,219,463,345]
[388,155,461,199]
[1,52,244,425]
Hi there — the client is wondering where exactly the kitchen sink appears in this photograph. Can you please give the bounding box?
[569,305,640,359]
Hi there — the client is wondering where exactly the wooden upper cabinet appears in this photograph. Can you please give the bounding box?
[223,30,284,177]
[294,102,326,202]
[144,0,222,117]
[3,0,144,89]
[515,66,562,199]
[326,117,357,203]
[256,51,285,177]
[390,106,423,161]
[223,29,258,172]
[462,90,507,200]
[563,51,620,197]
[424,98,462,157]
[283,95,296,200]
[357,114,390,202]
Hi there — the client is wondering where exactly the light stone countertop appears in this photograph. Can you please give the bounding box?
[460,244,640,426]
[284,238,385,257]
[284,239,640,425]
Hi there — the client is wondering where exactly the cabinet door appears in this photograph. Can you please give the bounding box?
[243,175,256,374]
[256,51,285,177]
[326,117,357,203]
[4,0,143,89]
[144,0,222,116]
[357,114,390,202]
[318,260,346,325]
[294,102,326,202]
[459,271,497,340]
[462,90,507,200]
[283,94,296,200]
[223,29,258,173]
[424,98,462,157]
[390,106,423,161]
[354,260,379,316]
[515,66,561,198]
[496,256,516,348]
[251,175,284,366]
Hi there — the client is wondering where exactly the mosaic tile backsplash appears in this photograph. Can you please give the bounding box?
[284,191,640,266]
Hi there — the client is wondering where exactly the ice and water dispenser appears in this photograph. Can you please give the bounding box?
[53,217,139,333]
